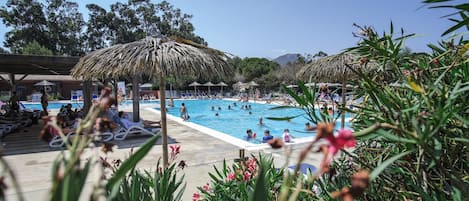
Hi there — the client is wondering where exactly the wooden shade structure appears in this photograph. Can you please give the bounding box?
[216,81,228,95]
[71,36,232,166]
[202,81,215,95]
[188,81,201,96]
[296,53,375,128]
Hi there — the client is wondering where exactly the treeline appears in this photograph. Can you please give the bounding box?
[229,53,327,91]
[0,0,205,56]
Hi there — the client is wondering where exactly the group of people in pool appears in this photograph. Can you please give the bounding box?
[245,129,286,143]
[210,102,253,117]
[244,122,317,144]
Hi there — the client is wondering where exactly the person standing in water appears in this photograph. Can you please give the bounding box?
[40,89,49,116]
[180,103,189,121]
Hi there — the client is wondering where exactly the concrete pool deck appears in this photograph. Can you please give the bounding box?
[3,103,323,201]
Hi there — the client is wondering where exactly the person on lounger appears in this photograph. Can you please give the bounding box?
[118,111,143,129]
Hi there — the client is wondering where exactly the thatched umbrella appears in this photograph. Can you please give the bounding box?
[71,36,231,167]
[202,81,215,96]
[34,80,55,92]
[139,83,153,88]
[247,81,259,87]
[188,81,201,96]
[216,81,228,95]
[296,53,374,128]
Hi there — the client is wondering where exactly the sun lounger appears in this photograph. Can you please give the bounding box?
[113,124,161,141]
[48,129,114,148]
[0,119,31,128]
[0,123,18,137]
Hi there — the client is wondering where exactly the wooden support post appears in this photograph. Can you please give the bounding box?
[83,80,92,114]
[132,77,140,122]
[160,72,168,167]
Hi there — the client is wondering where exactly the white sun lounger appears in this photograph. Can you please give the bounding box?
[49,130,114,148]
[113,125,161,141]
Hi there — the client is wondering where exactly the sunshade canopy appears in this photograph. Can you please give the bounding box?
[34,80,55,86]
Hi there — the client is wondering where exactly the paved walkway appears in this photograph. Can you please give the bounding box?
[3,104,322,201]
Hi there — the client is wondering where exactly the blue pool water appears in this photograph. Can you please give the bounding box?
[164,100,351,144]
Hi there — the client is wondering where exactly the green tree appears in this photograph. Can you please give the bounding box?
[312,50,328,59]
[83,4,109,51]
[22,41,53,55]
[86,0,206,46]
[228,56,243,73]
[0,0,49,53]
[0,0,85,55]
[238,57,279,80]
[45,0,85,56]
[107,1,145,44]
[157,1,206,45]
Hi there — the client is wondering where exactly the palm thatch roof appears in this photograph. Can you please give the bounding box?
[71,36,232,80]
[296,53,375,82]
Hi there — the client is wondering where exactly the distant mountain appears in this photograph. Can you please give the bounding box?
[272,53,300,66]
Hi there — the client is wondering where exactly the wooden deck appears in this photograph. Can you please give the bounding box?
[0,120,174,156]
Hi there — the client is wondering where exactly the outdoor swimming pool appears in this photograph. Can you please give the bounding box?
[164,99,351,144]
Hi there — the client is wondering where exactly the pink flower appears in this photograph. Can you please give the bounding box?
[243,171,251,182]
[226,172,236,181]
[246,158,257,173]
[170,145,181,154]
[192,193,201,201]
[335,129,356,149]
[320,129,356,174]
[325,129,356,157]
[203,183,210,192]
[170,145,181,160]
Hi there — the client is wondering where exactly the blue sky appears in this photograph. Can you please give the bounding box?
[0,0,462,58]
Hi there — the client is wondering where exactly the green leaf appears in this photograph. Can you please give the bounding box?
[282,84,307,106]
[452,187,462,201]
[454,3,469,11]
[441,17,469,36]
[106,135,159,198]
[269,105,297,110]
[377,129,417,144]
[370,150,414,181]
[423,0,452,3]
[266,114,303,121]
[451,137,469,144]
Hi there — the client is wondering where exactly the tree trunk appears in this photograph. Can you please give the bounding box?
[113,80,118,110]
[8,73,15,94]
[132,77,140,122]
[159,72,169,167]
